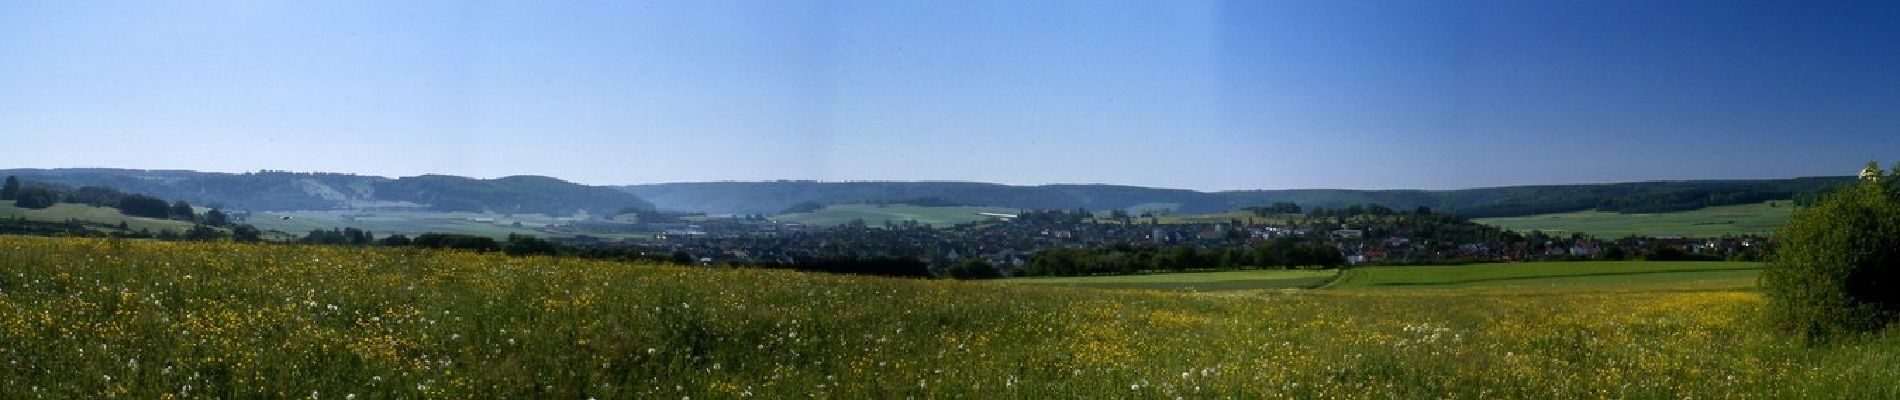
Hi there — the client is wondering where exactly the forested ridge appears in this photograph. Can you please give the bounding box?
[0,168,653,215]
[625,177,1854,217]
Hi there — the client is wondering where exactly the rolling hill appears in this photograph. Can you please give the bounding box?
[622,177,1854,217]
[773,203,1019,227]
[0,168,653,215]
[0,168,1854,220]
[1474,200,1795,238]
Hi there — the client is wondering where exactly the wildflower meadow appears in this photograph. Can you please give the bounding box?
[1,236,1896,398]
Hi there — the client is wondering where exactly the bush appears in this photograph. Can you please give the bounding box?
[411,233,501,253]
[11,187,59,209]
[948,259,1002,280]
[1762,164,1900,341]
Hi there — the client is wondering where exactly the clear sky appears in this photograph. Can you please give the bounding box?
[2,1,1897,191]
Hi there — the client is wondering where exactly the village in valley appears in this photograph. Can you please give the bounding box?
[559,204,1767,276]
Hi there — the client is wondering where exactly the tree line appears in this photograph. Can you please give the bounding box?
[4,176,234,226]
[1017,239,1345,277]
[3,175,256,242]
[291,228,941,278]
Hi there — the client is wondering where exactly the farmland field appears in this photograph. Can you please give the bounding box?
[2,236,1897,398]
[774,203,1017,227]
[1002,269,1337,291]
[0,203,199,233]
[1475,201,1794,238]
[245,210,559,238]
[1328,261,1763,293]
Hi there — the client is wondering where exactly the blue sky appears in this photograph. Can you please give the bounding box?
[2,1,1896,191]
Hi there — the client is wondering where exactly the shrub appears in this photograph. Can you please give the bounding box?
[1762,163,1900,341]
[948,259,1001,280]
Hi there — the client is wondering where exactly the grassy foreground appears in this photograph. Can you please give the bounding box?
[2,236,1898,398]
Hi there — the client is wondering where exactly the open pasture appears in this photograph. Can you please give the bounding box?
[774,203,1017,227]
[0,237,1894,398]
[1002,269,1336,291]
[1475,201,1793,238]
[1327,261,1763,293]
[246,210,557,238]
[0,203,199,233]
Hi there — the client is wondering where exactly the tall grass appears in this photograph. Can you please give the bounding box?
[0,236,1895,398]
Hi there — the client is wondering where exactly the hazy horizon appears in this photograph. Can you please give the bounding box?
[0,164,1867,194]
[5,1,1898,191]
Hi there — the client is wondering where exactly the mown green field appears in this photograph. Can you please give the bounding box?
[2,236,1896,398]
[1328,261,1763,293]
[774,203,1017,227]
[1475,201,1794,238]
[246,210,556,238]
[0,203,199,233]
[1002,269,1337,291]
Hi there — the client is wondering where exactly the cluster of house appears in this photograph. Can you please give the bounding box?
[547,213,1767,268]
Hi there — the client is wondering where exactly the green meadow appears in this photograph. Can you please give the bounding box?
[2,237,1895,398]
[0,203,199,233]
[1001,269,1337,291]
[773,203,1017,227]
[1475,201,1794,238]
[245,210,557,238]
[1326,261,1763,293]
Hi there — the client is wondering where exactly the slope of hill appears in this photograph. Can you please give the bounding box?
[0,168,653,215]
[1,168,1851,219]
[623,177,1854,217]
[623,181,1224,215]
[0,202,199,233]
[773,203,1018,227]
[1474,201,1794,238]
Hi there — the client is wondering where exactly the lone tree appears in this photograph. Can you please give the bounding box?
[170,201,195,222]
[1763,161,1900,341]
[948,258,1002,280]
[0,176,18,200]
[202,209,230,227]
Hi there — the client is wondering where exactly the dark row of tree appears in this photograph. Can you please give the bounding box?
[1244,202,1303,216]
[1018,240,1345,277]
[288,228,943,278]
[3,176,232,226]
[0,215,253,242]
[2,169,655,215]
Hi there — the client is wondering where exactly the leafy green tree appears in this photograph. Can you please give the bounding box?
[377,234,412,246]
[203,209,230,226]
[340,228,373,246]
[12,187,59,209]
[504,234,562,256]
[1165,246,1196,272]
[0,176,18,201]
[948,259,1001,279]
[183,225,225,241]
[169,201,196,222]
[117,195,171,219]
[1763,161,1900,341]
[410,233,500,252]
[231,225,263,243]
